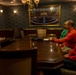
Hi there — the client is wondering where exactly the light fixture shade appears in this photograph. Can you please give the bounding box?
[34,0,40,4]
[27,0,30,4]
[21,0,27,4]
[21,0,40,8]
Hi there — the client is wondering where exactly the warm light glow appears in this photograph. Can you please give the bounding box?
[50,7,54,11]
[0,10,3,13]
[21,0,40,7]
[27,0,30,4]
[11,1,13,3]
[21,0,27,4]
[13,10,17,14]
[50,49,53,52]
[34,0,40,4]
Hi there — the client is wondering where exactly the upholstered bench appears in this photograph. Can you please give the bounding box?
[60,68,76,75]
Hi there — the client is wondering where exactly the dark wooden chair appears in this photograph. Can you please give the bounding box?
[0,48,37,75]
[37,28,46,38]
[19,28,25,39]
[13,28,21,39]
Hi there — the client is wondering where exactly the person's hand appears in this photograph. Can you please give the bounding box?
[49,37,52,40]
[64,54,69,58]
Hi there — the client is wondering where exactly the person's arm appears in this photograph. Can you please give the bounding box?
[64,50,76,61]
[68,49,74,55]
[64,49,74,58]
[52,32,73,43]
[68,55,76,61]
[64,54,69,58]
[68,48,76,61]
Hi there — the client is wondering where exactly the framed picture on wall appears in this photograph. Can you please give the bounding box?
[29,5,61,27]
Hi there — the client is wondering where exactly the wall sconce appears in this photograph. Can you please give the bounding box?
[50,7,54,12]
[0,10,3,13]
[13,10,17,14]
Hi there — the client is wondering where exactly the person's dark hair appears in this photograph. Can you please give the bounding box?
[68,20,74,27]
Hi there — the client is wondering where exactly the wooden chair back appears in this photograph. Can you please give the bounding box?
[37,28,46,38]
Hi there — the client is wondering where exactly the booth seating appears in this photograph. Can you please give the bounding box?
[0,28,63,39]
[24,29,37,37]
[0,30,14,38]
[60,68,76,75]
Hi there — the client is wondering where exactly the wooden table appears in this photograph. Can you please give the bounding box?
[0,38,37,75]
[31,39,64,69]
[0,37,64,74]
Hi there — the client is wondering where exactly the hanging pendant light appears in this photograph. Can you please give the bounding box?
[21,0,40,8]
[21,0,27,4]
[34,0,40,7]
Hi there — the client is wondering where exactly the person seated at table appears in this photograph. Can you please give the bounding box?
[60,29,68,39]
[63,46,76,70]
[60,22,68,39]
[60,23,68,39]
[50,20,76,53]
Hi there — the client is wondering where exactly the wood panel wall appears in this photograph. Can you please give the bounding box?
[0,28,63,38]
[24,28,63,38]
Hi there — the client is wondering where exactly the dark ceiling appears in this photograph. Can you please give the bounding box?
[0,0,76,6]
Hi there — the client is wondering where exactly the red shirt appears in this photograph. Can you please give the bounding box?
[68,46,76,61]
[53,28,76,48]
